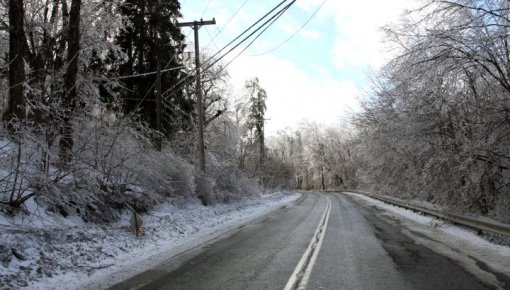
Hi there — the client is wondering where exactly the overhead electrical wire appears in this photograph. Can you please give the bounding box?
[161,0,295,99]
[115,39,190,113]
[116,0,298,129]
[252,0,328,56]
[111,3,197,104]
[200,1,294,72]
[203,0,250,50]
[199,0,290,68]
[202,0,295,74]
[157,0,296,127]
[200,0,212,18]
[99,66,185,81]
[106,2,194,83]
[204,26,222,53]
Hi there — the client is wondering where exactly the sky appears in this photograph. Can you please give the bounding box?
[180,0,416,135]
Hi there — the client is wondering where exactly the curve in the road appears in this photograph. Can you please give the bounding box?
[107,192,509,290]
[109,193,329,290]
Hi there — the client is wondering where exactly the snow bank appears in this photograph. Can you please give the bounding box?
[0,192,300,289]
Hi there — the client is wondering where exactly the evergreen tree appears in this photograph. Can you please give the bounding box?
[114,0,192,136]
[245,77,267,163]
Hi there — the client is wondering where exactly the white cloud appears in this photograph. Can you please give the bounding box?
[321,0,417,69]
[299,28,322,40]
[229,54,360,135]
[295,0,320,12]
[279,19,322,40]
[180,0,418,135]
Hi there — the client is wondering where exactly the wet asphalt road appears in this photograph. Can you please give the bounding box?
[109,192,509,290]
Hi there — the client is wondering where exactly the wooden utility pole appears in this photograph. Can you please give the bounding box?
[176,18,216,172]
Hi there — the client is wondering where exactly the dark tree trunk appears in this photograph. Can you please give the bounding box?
[259,122,265,163]
[59,0,81,164]
[321,166,325,190]
[4,0,27,131]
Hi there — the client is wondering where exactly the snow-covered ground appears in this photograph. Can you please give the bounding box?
[345,192,510,289]
[0,192,301,289]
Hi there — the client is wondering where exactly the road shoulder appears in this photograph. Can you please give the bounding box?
[21,193,302,290]
[344,191,510,290]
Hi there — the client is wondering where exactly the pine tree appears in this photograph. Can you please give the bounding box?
[245,77,267,163]
[113,0,191,136]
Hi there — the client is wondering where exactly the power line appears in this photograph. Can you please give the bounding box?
[200,0,290,68]
[161,97,194,119]
[252,0,328,56]
[203,0,250,49]
[160,0,295,110]
[117,1,203,113]
[202,0,295,73]
[159,1,293,99]
[200,0,212,18]
[104,4,191,114]
[97,66,185,81]
[121,41,186,118]
[204,26,222,53]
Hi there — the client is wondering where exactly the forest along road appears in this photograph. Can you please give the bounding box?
[108,192,509,290]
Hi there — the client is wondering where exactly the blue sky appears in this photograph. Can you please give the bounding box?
[179,0,414,135]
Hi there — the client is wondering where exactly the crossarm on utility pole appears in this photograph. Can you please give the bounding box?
[175,19,216,28]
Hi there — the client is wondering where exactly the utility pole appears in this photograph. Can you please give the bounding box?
[176,18,216,172]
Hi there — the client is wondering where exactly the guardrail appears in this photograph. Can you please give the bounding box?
[340,190,510,237]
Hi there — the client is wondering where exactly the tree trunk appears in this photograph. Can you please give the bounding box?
[259,121,265,163]
[321,165,325,190]
[4,0,27,131]
[59,0,81,164]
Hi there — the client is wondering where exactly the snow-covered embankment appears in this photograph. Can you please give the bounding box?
[1,192,301,289]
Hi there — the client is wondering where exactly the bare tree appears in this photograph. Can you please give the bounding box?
[59,0,81,164]
[353,0,510,221]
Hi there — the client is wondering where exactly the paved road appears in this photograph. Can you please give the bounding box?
[109,192,509,290]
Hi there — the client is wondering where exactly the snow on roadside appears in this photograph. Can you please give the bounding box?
[0,192,301,290]
[345,192,510,289]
